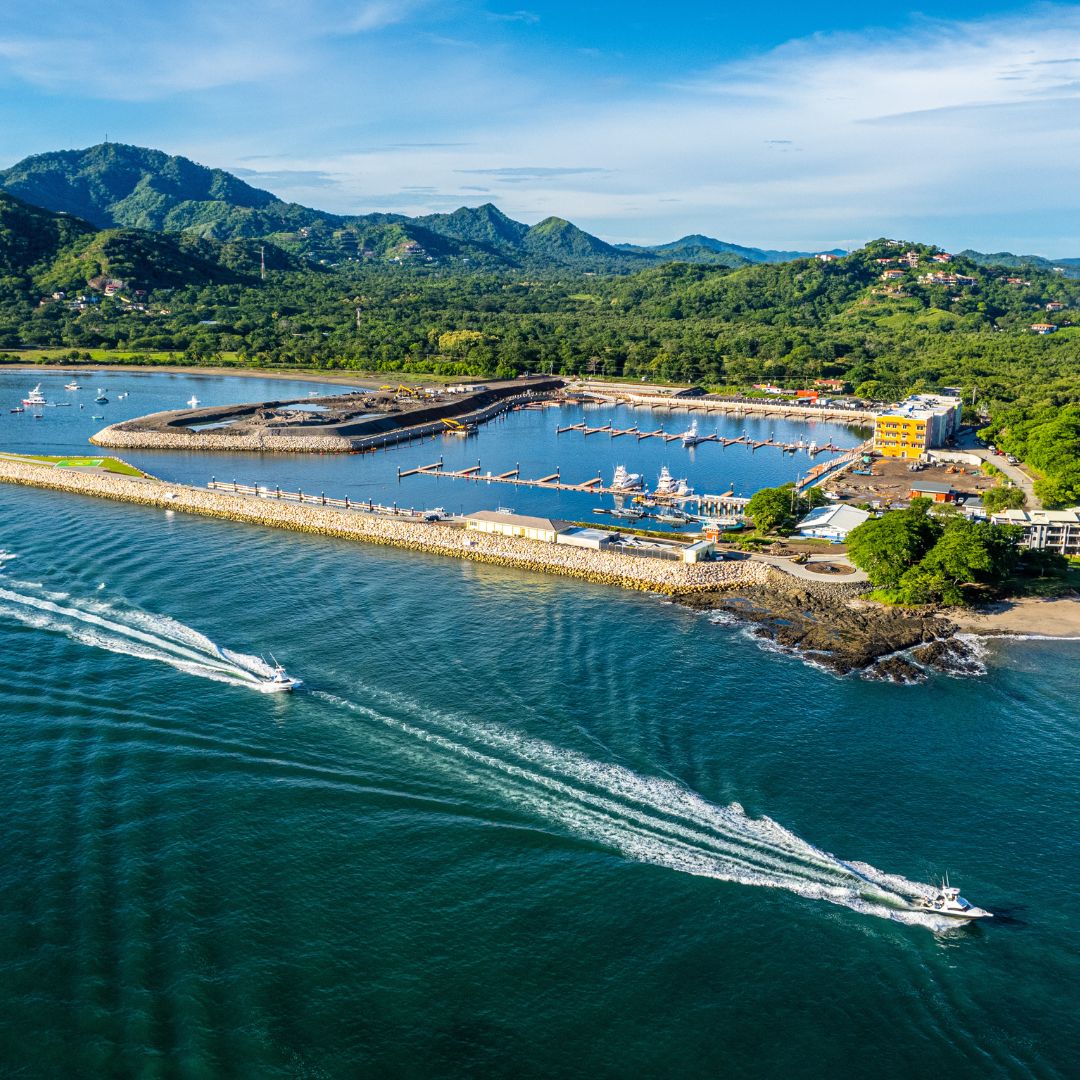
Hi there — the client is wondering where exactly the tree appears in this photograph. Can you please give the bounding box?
[745,483,826,535]
[981,484,1026,513]
[846,499,942,588]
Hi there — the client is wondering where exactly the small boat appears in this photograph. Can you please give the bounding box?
[911,876,992,920]
[64,381,81,391]
[54,402,71,407]
[91,414,104,420]
[187,395,200,408]
[611,464,643,492]
[94,389,109,403]
[262,661,302,693]
[22,384,46,406]
[33,413,43,420]
[9,407,23,413]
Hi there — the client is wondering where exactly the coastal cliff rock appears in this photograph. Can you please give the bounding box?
[679,579,964,679]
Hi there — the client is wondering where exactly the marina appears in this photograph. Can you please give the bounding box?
[555,418,852,455]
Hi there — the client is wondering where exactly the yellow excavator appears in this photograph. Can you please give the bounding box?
[441,417,465,430]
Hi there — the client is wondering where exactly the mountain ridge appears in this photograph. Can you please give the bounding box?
[0,143,839,271]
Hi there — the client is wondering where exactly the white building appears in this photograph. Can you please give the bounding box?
[990,508,1080,555]
[797,504,872,540]
[555,527,616,550]
[465,511,568,543]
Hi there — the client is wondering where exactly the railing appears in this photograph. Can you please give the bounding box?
[207,480,446,520]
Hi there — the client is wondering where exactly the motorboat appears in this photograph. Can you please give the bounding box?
[64,381,81,391]
[262,662,302,693]
[22,384,46,406]
[94,389,109,403]
[611,464,643,491]
[911,877,992,920]
[654,465,693,498]
[681,420,706,447]
[10,407,24,413]
[187,395,200,408]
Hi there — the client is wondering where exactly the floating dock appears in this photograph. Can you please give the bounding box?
[397,458,750,516]
[555,421,849,456]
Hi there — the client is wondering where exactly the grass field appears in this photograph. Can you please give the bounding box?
[0,451,146,476]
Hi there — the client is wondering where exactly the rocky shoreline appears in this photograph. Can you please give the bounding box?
[678,578,983,681]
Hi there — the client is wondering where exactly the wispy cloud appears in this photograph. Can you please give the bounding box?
[6,4,1080,251]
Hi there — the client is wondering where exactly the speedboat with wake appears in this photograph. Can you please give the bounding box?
[910,876,992,920]
[261,660,302,693]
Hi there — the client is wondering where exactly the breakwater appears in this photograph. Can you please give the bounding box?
[90,385,558,455]
[0,458,773,595]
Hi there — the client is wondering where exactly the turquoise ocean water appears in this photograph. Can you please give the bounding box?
[0,370,1077,1077]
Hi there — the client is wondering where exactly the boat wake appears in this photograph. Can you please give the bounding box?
[314,685,963,930]
[0,575,282,692]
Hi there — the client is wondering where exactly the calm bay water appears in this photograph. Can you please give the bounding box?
[0,368,868,526]
[0,370,1078,1078]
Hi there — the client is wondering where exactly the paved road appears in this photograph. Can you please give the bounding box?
[956,432,1040,508]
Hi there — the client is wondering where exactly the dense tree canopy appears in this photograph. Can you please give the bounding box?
[846,501,1022,605]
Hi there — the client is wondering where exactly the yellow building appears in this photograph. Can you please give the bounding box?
[873,395,962,459]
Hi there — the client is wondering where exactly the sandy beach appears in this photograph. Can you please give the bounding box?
[951,596,1080,638]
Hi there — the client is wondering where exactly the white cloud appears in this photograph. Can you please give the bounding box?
[6,4,1080,251]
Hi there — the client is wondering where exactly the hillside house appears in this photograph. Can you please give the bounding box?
[1031,323,1057,334]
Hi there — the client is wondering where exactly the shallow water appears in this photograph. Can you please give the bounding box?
[0,371,1077,1078]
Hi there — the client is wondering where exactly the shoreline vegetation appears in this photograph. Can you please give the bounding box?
[2,455,1076,683]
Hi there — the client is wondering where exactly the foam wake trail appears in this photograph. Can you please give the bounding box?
[315,688,961,930]
[0,578,279,691]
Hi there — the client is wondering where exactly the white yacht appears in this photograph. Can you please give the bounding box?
[187,395,200,408]
[911,877,992,920]
[654,465,692,497]
[22,384,46,406]
[611,464,643,491]
[681,420,706,447]
[64,380,81,391]
[262,662,302,693]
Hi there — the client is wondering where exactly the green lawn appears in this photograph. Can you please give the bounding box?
[0,451,146,476]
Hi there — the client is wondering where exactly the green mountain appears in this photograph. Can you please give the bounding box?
[0,143,343,240]
[617,234,846,265]
[0,143,842,273]
[0,191,95,275]
[958,249,1080,280]
[416,203,528,248]
[0,189,302,294]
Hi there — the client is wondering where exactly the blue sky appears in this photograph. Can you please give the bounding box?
[2,1,1080,252]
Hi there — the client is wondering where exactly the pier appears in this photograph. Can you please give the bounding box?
[397,458,615,493]
[397,458,750,517]
[556,421,849,456]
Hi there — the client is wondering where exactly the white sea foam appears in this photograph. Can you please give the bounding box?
[0,575,277,690]
[315,685,964,931]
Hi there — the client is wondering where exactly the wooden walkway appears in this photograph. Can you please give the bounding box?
[555,421,849,456]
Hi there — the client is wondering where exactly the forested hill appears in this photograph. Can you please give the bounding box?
[0,189,303,291]
[0,143,826,272]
